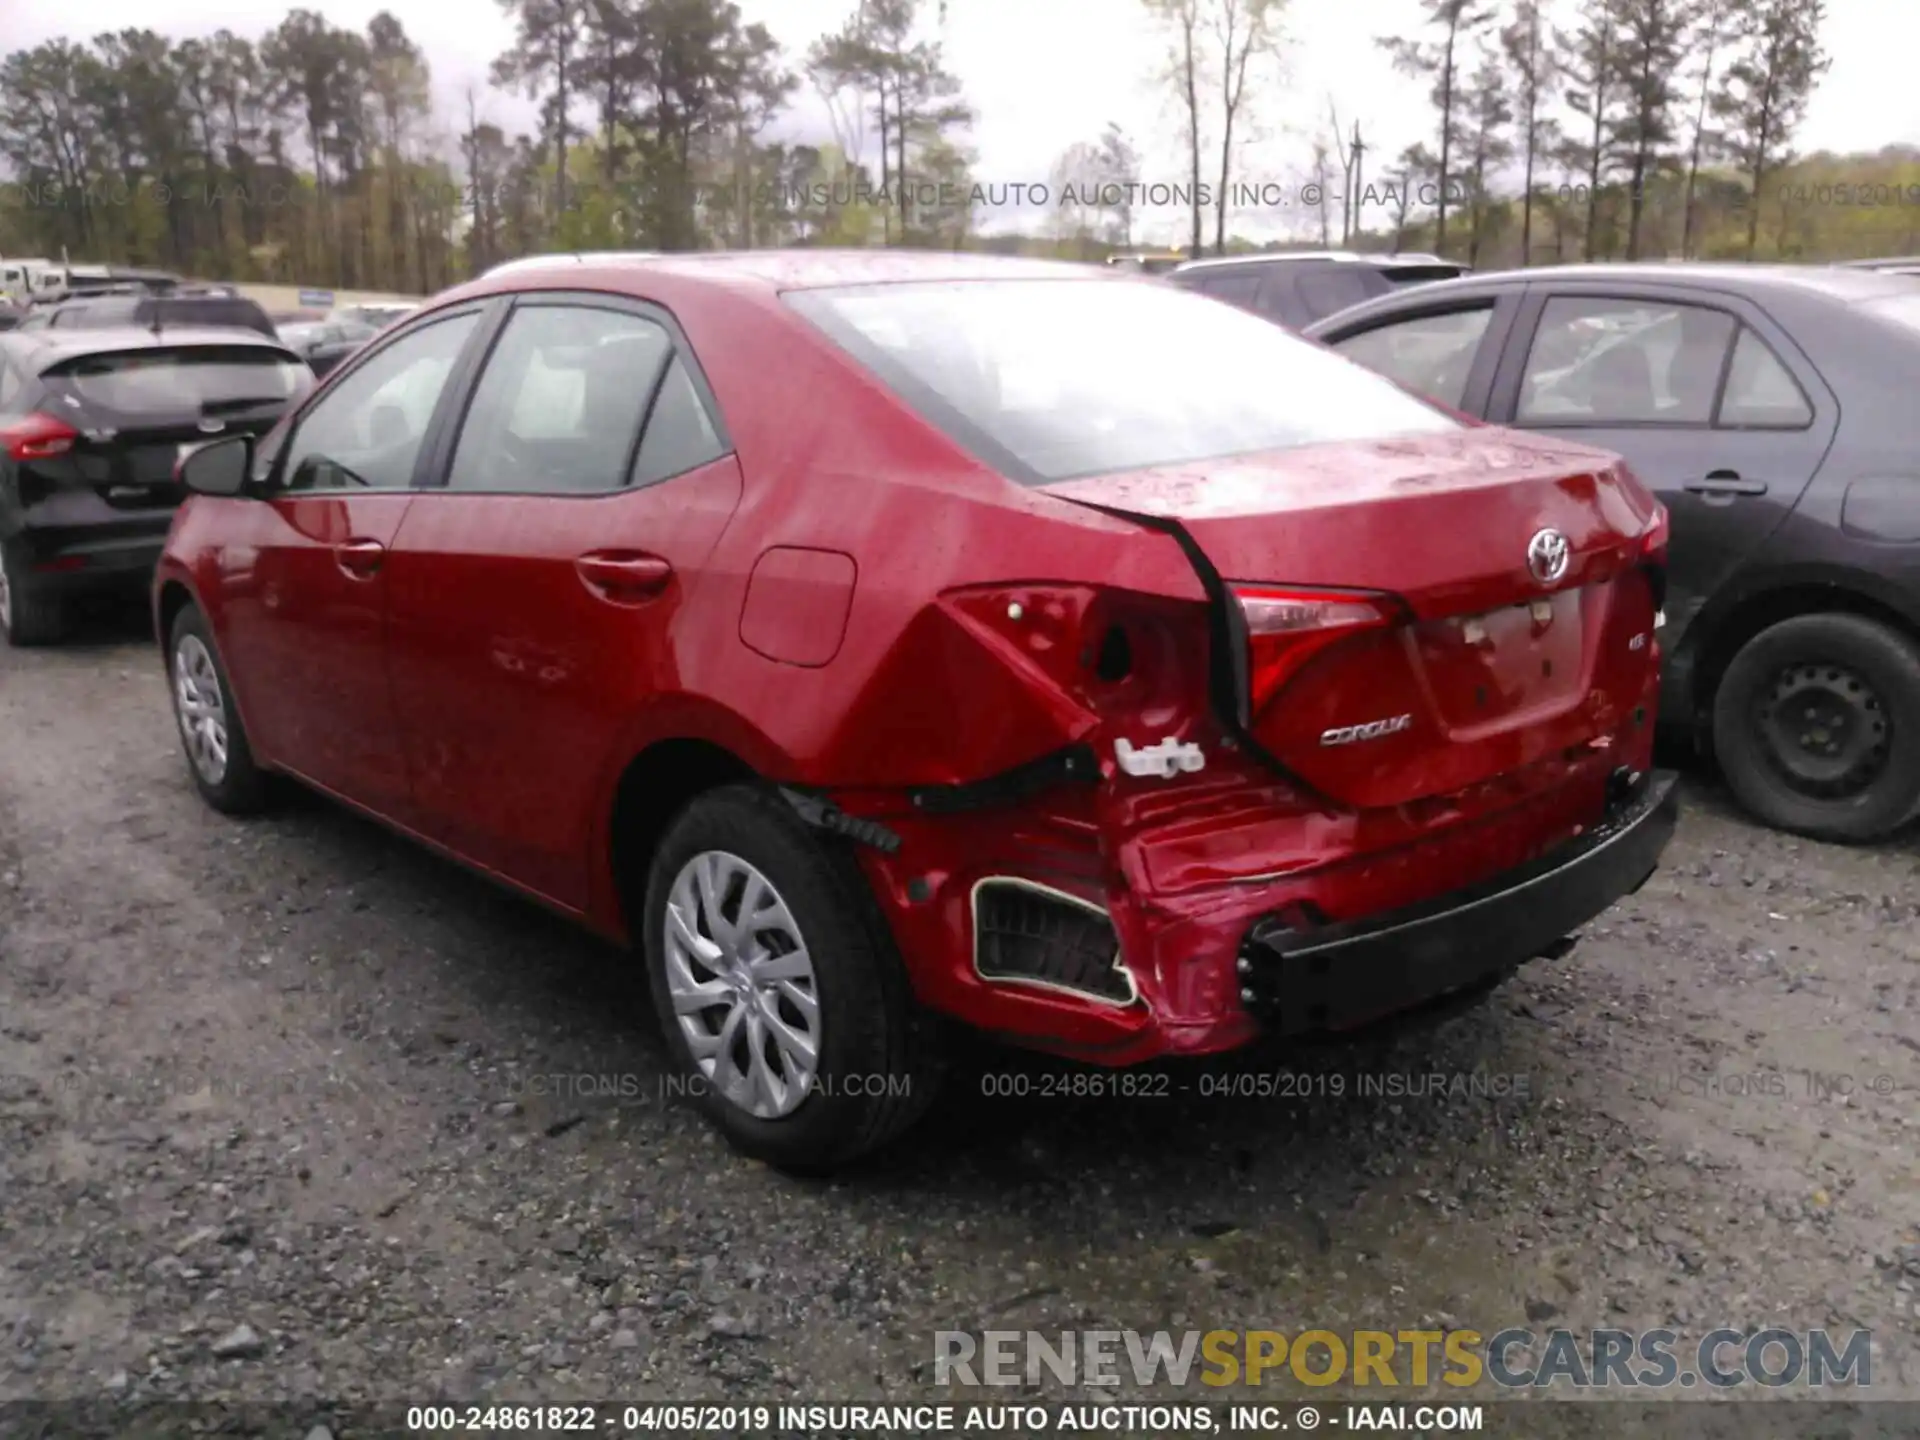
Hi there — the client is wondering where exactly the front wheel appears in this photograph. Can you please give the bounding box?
[1712,612,1920,843]
[641,784,941,1173]
[168,604,270,814]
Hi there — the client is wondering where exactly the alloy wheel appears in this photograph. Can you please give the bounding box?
[172,634,230,785]
[663,849,822,1120]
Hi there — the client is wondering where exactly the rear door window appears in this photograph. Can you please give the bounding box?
[1518,296,1735,425]
[1716,327,1813,428]
[630,357,726,488]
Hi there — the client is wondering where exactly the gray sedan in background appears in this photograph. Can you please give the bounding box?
[1307,263,1920,843]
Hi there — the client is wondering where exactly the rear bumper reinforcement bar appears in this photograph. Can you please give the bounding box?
[1238,768,1681,1037]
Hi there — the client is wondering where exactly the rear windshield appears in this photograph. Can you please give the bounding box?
[787,278,1458,483]
[44,346,309,417]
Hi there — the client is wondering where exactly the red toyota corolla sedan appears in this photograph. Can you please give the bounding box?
[154,251,1678,1171]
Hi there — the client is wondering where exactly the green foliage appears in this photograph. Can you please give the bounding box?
[1370,0,1855,267]
[0,0,965,286]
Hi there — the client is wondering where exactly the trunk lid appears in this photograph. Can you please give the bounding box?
[1046,429,1663,810]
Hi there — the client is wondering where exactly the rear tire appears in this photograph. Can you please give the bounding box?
[1711,612,1920,843]
[0,541,65,647]
[642,784,941,1174]
[167,604,270,815]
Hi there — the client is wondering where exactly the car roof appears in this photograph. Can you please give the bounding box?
[5,325,298,371]
[458,248,1109,298]
[1174,250,1457,274]
[1306,261,1920,324]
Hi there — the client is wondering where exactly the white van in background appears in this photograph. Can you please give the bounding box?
[0,259,54,304]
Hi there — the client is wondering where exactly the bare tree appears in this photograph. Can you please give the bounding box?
[1329,98,1366,244]
[1096,123,1143,246]
[1458,49,1512,266]
[1207,0,1284,252]
[1715,0,1829,257]
[1500,0,1554,266]
[1311,134,1332,244]
[1605,0,1692,260]
[1392,143,1433,249]
[1144,0,1207,256]
[1554,0,1612,259]
[1680,0,1731,257]
[491,0,587,221]
[1380,0,1493,256]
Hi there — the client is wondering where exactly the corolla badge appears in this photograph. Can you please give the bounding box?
[1526,527,1570,586]
[197,418,226,433]
[1320,713,1413,747]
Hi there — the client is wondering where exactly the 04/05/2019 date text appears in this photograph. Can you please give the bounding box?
[1779,182,1920,207]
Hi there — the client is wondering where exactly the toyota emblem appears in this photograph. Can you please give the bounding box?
[1526,528,1570,586]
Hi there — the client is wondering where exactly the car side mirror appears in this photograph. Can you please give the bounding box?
[176,434,254,497]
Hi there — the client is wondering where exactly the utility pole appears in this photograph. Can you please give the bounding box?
[1350,121,1367,247]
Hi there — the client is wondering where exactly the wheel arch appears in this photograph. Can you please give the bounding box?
[154,576,198,651]
[1688,563,1920,746]
[595,697,798,941]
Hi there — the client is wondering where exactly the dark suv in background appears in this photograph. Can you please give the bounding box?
[0,325,310,645]
[1169,251,1468,329]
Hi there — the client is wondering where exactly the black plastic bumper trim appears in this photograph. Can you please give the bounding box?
[905,743,1099,815]
[779,788,903,854]
[1239,769,1681,1037]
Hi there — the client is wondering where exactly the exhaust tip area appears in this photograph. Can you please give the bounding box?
[970,877,1139,1007]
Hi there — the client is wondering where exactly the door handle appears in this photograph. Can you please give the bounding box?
[333,538,386,577]
[575,551,673,603]
[1684,470,1767,497]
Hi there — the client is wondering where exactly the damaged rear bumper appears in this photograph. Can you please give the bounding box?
[1236,769,1680,1037]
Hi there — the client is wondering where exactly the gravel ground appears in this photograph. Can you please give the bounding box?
[3,602,1918,1419]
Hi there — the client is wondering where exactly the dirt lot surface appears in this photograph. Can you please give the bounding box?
[3,604,1918,1423]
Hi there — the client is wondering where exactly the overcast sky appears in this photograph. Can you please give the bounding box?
[10,0,1919,242]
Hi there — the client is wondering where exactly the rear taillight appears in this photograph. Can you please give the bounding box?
[1233,584,1398,715]
[1640,505,1669,564]
[1639,505,1669,612]
[0,411,79,462]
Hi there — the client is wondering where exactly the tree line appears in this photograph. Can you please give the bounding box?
[1382,0,1834,264]
[0,0,1905,292]
[0,0,975,292]
[1054,0,1899,267]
